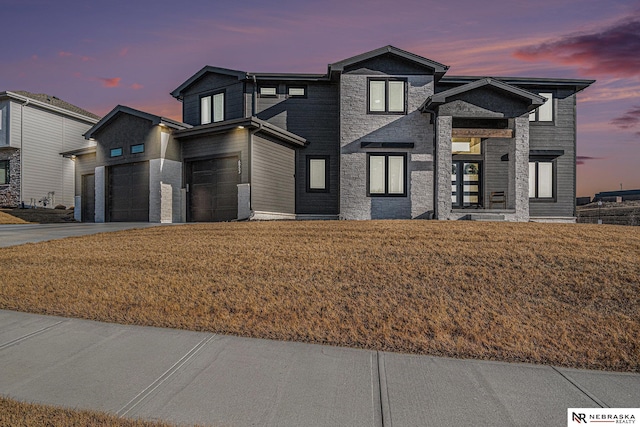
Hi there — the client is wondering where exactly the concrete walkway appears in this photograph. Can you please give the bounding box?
[1,310,638,426]
[0,222,165,247]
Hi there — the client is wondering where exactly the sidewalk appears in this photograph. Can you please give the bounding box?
[1,310,638,426]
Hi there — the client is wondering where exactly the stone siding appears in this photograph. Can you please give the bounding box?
[0,149,20,207]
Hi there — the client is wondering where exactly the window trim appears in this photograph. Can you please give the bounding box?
[0,159,9,185]
[199,90,226,125]
[367,78,407,115]
[366,152,407,197]
[287,86,307,98]
[529,92,555,124]
[110,147,123,158]
[529,158,556,201]
[306,155,329,193]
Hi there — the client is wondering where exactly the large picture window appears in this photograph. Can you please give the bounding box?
[529,92,553,122]
[367,153,406,196]
[0,160,9,185]
[201,92,225,125]
[368,79,406,114]
[306,155,329,192]
[529,160,554,199]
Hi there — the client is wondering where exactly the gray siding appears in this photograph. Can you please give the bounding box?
[528,90,576,217]
[482,138,511,208]
[9,101,22,148]
[181,73,244,126]
[254,82,340,215]
[0,101,8,146]
[180,129,249,183]
[74,152,97,196]
[252,135,295,214]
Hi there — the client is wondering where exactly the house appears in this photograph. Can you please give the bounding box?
[0,91,100,209]
[75,46,594,223]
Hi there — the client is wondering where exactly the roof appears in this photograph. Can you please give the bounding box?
[60,146,97,158]
[440,76,595,93]
[421,78,546,111]
[173,116,307,147]
[328,45,449,79]
[171,66,247,99]
[1,90,100,122]
[84,105,191,139]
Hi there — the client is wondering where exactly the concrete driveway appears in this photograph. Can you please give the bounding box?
[0,222,166,247]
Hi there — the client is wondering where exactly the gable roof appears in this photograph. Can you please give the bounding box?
[1,90,100,122]
[170,66,247,99]
[328,45,449,79]
[420,78,547,112]
[440,76,595,93]
[84,105,190,139]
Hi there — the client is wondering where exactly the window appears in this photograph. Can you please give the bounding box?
[259,87,277,97]
[288,86,306,97]
[529,160,554,199]
[131,144,144,154]
[110,148,123,157]
[367,153,406,196]
[529,92,553,122]
[452,137,481,155]
[0,160,9,185]
[307,156,329,192]
[368,78,406,114]
[200,92,224,125]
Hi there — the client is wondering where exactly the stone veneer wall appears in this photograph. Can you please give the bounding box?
[0,149,20,207]
[340,74,435,220]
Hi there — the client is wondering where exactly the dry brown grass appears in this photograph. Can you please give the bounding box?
[0,396,178,427]
[0,208,74,224]
[0,210,29,224]
[1,221,638,372]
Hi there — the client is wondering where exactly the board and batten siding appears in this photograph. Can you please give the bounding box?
[0,101,8,146]
[251,135,295,214]
[74,152,97,196]
[181,73,245,126]
[528,90,576,218]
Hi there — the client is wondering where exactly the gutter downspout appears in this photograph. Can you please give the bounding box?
[19,98,30,207]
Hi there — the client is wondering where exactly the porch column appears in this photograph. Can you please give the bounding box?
[510,116,530,221]
[435,115,452,220]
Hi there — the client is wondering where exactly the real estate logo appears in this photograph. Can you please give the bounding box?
[568,408,638,425]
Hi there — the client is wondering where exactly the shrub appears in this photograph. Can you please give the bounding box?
[54,204,66,210]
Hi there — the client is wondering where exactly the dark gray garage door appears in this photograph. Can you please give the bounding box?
[108,162,149,222]
[81,174,95,223]
[188,156,238,222]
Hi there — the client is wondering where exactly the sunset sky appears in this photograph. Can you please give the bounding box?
[3,0,639,197]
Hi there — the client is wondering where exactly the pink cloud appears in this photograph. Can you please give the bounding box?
[131,83,143,90]
[81,56,95,62]
[513,15,640,78]
[119,47,129,57]
[610,105,640,130]
[98,77,121,88]
[58,51,73,57]
[576,156,602,166]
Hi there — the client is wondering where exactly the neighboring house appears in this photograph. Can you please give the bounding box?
[0,91,99,209]
[76,46,593,223]
[594,189,640,202]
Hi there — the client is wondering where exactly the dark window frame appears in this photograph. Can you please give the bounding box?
[306,155,329,193]
[130,144,145,154]
[529,157,557,202]
[259,86,278,98]
[0,159,9,185]
[367,78,407,115]
[529,91,555,125]
[199,89,226,125]
[110,147,123,157]
[366,152,408,197]
[287,85,307,98]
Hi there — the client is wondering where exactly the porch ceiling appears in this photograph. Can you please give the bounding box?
[451,128,513,138]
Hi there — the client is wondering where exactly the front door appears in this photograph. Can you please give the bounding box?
[452,161,481,208]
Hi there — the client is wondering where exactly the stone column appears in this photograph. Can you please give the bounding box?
[435,116,452,220]
[511,116,530,222]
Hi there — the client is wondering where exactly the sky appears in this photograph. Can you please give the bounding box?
[2,0,639,197]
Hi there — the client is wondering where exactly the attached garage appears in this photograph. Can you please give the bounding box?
[187,156,239,222]
[108,161,149,222]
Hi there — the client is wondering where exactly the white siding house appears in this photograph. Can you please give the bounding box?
[0,91,100,208]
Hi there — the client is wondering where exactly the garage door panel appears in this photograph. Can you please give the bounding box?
[108,162,149,222]
[188,156,238,222]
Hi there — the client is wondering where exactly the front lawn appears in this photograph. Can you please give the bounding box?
[1,221,638,372]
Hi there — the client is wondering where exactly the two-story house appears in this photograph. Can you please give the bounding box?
[75,46,593,223]
[0,91,99,209]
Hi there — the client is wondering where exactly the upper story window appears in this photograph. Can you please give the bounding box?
[259,87,277,97]
[529,92,553,122]
[0,160,9,185]
[201,92,224,125]
[110,148,123,157]
[368,78,406,114]
[288,86,306,97]
[130,144,145,154]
